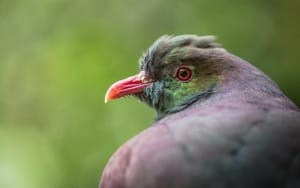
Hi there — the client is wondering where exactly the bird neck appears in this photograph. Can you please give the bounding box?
[153,76,219,120]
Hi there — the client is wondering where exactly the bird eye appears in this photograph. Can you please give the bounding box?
[175,66,192,82]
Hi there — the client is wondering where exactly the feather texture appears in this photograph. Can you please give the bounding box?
[101,35,300,188]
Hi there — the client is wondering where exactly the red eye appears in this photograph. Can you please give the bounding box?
[175,66,192,82]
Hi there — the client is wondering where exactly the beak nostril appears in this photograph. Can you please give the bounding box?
[141,77,154,84]
[139,71,154,84]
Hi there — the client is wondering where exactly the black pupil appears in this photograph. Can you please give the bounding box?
[180,69,188,78]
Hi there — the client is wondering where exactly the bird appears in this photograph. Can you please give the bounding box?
[100,35,300,188]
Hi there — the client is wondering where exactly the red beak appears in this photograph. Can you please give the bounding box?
[105,72,152,103]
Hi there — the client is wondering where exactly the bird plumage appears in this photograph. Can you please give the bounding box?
[101,35,300,188]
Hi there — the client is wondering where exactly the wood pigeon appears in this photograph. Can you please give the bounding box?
[100,35,300,188]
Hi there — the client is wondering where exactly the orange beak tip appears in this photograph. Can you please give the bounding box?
[104,96,108,104]
[104,85,115,103]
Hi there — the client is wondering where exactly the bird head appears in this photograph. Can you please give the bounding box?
[105,35,227,119]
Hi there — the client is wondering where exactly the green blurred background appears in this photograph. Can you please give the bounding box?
[0,0,299,187]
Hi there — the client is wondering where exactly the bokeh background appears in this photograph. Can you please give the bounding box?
[0,0,299,188]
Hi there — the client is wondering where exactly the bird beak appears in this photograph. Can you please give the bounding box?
[105,71,153,103]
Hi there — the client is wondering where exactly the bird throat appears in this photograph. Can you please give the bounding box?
[140,76,219,121]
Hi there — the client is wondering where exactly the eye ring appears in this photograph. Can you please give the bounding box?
[175,66,192,82]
